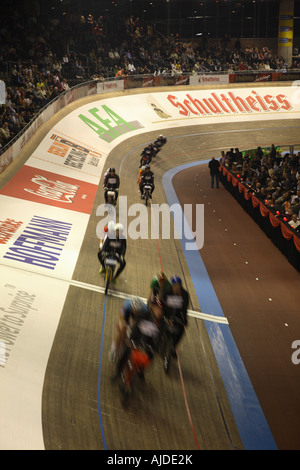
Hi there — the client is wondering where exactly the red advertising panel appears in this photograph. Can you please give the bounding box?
[0,165,98,214]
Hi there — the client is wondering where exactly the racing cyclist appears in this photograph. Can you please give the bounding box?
[140,164,154,199]
[104,167,120,204]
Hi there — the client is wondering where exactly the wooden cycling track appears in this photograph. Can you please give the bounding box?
[2,87,300,451]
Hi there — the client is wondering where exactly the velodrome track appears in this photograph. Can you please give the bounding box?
[0,85,300,451]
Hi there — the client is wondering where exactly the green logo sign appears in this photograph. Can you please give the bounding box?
[79,105,143,143]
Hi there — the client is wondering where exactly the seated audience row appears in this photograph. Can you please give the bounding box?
[220,146,300,231]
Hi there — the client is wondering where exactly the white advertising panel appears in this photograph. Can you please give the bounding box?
[189,74,230,86]
[0,266,70,449]
[0,195,90,279]
[25,129,106,185]
[53,86,300,154]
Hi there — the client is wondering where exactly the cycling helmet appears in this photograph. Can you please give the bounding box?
[171,275,182,285]
[130,296,143,312]
[145,164,150,169]
[110,167,115,172]
[115,223,123,233]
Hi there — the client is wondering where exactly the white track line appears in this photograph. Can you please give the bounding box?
[0,264,229,326]
[70,278,229,324]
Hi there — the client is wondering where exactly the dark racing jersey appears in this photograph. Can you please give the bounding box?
[163,288,189,326]
[102,235,126,256]
[141,171,154,186]
[104,173,120,189]
[130,309,160,358]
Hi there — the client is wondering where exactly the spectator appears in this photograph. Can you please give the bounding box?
[208,156,220,189]
[220,144,300,231]
[49,86,60,101]
[288,213,300,230]
[115,68,126,79]
[220,150,226,165]
[1,5,300,153]
[0,122,11,145]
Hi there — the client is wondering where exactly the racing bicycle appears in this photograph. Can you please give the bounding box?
[118,341,151,406]
[103,251,118,294]
[105,188,117,214]
[142,184,153,206]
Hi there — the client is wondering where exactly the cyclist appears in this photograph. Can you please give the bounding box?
[148,272,172,309]
[140,164,154,199]
[114,301,162,382]
[154,134,167,149]
[163,275,189,355]
[140,144,155,168]
[104,167,120,204]
[109,296,148,362]
[99,223,126,283]
[137,165,145,192]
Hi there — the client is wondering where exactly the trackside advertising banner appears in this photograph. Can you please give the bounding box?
[0,85,300,449]
[57,86,300,151]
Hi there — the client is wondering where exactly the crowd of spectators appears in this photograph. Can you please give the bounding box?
[1,6,300,151]
[220,146,300,231]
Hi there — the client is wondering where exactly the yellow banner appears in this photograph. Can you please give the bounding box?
[278,11,294,47]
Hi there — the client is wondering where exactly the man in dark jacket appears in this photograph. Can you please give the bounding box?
[208,156,220,188]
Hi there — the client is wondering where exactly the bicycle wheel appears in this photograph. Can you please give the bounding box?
[159,329,173,373]
[119,360,132,407]
[163,338,173,373]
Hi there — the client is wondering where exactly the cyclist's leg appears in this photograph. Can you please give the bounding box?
[116,345,131,375]
[171,323,185,354]
[113,257,126,280]
[110,317,126,362]
[98,250,105,274]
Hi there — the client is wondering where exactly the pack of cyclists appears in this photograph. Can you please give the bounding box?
[109,273,189,388]
[103,135,167,208]
[97,134,191,390]
[99,135,166,282]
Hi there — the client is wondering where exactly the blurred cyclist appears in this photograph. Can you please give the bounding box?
[99,223,126,283]
[163,275,189,354]
[109,296,148,362]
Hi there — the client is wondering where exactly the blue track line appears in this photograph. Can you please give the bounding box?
[97,293,108,450]
[162,160,278,450]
